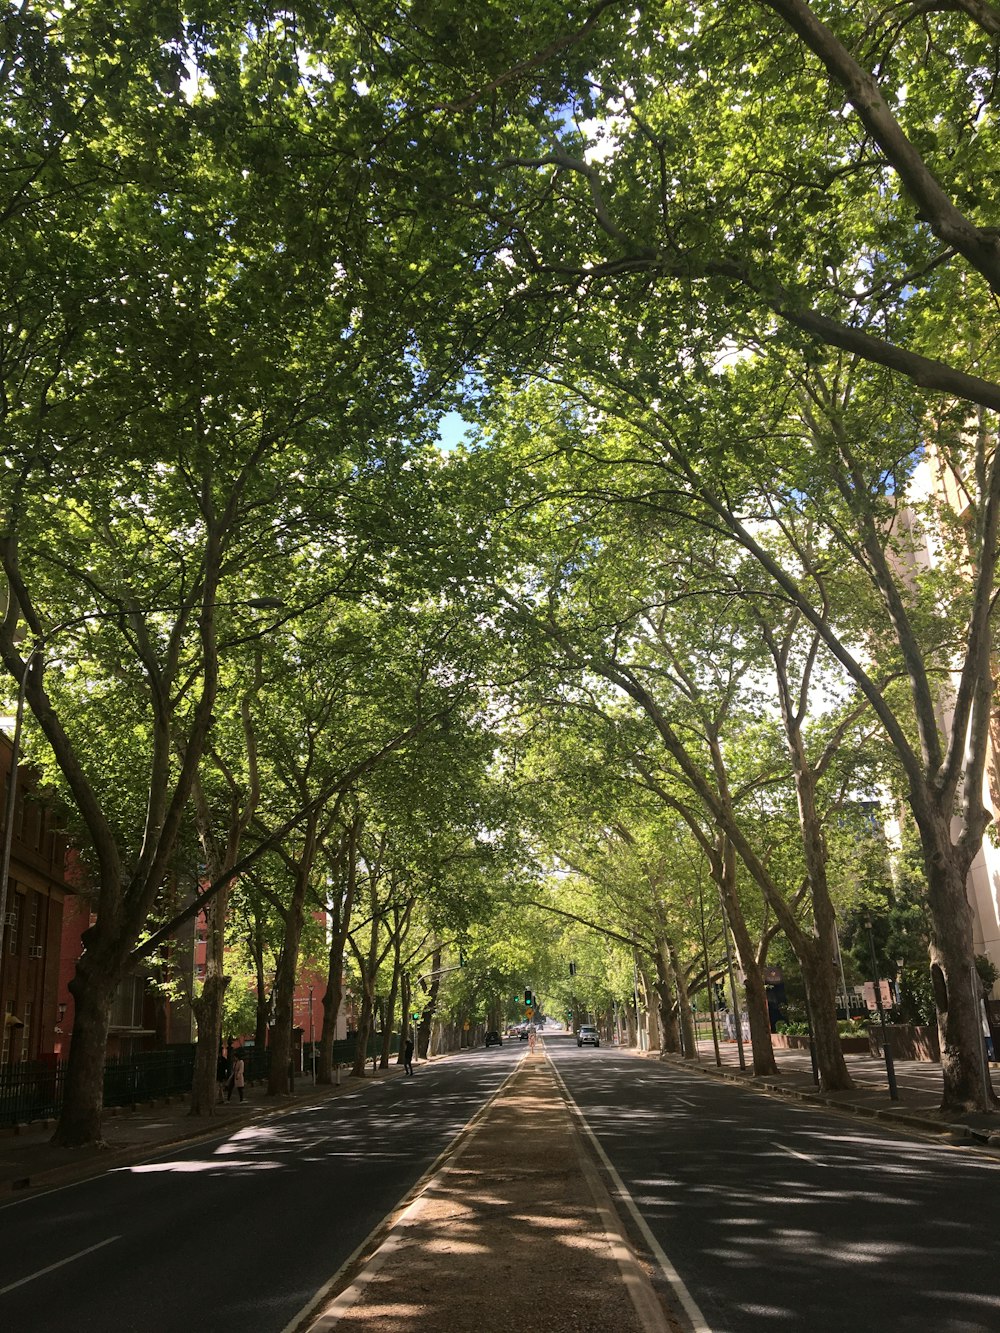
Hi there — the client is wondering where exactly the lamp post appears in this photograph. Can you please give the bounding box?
[864,914,898,1100]
[719,898,746,1072]
[308,985,317,1085]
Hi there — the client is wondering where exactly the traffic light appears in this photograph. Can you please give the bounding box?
[525,987,533,1005]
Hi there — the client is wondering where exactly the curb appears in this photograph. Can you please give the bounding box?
[0,1063,410,1201]
[657,1053,998,1147]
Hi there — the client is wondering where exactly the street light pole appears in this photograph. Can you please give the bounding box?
[309,985,316,1085]
[720,898,746,1072]
[864,914,898,1100]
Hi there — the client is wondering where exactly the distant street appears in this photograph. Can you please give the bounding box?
[548,1034,1000,1333]
[0,1049,522,1333]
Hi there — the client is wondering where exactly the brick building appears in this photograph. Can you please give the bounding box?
[0,732,74,1065]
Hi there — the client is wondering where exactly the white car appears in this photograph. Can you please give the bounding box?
[577,1025,600,1047]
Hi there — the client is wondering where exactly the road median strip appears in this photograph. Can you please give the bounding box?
[296,1049,675,1333]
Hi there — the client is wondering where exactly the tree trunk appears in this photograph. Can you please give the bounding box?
[652,939,681,1054]
[381,956,401,1069]
[317,932,347,1084]
[918,806,996,1110]
[638,963,656,1050]
[189,881,230,1116]
[716,839,777,1076]
[190,971,228,1116]
[268,941,297,1096]
[317,818,359,1084]
[799,936,851,1092]
[351,981,375,1077]
[418,944,442,1058]
[669,940,698,1058]
[51,949,117,1147]
[250,901,270,1055]
[268,818,317,1095]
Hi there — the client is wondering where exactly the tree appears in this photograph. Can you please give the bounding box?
[0,0,513,1144]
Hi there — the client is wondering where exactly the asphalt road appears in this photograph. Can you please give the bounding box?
[548,1034,1000,1333]
[0,1046,523,1333]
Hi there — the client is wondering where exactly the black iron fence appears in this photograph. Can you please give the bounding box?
[0,1046,196,1127]
[0,1031,401,1127]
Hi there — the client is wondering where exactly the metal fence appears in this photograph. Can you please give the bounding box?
[0,1046,197,1127]
[0,1032,401,1127]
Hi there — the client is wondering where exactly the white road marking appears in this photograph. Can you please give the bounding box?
[0,1235,120,1296]
[281,1058,528,1333]
[550,1063,714,1333]
[774,1142,823,1166]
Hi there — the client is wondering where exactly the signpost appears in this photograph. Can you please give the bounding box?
[411,1011,421,1067]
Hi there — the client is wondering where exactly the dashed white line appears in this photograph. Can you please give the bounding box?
[774,1142,823,1165]
[0,1236,121,1296]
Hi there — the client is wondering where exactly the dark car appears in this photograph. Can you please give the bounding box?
[518,1027,530,1040]
[485,1031,502,1047]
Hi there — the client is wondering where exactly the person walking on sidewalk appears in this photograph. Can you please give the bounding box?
[403,1037,414,1076]
[216,1050,229,1104]
[227,1052,245,1102]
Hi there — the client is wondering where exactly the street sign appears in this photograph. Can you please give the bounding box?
[863,980,893,1011]
[525,1006,534,1018]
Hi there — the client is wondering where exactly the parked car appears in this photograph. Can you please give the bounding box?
[485,1031,502,1047]
[577,1025,600,1047]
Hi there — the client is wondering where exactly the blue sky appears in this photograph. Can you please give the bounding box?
[436,410,473,452]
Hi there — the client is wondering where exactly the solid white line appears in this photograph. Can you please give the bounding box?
[279,1055,527,1333]
[567,1105,674,1333]
[550,1063,714,1333]
[0,1235,121,1296]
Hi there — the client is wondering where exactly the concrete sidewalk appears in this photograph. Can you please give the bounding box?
[672,1037,1000,1144]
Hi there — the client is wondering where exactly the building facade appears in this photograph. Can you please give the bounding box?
[0,733,74,1064]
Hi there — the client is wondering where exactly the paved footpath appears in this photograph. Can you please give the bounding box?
[684,1037,1000,1143]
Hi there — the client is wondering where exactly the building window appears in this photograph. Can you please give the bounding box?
[6,892,21,955]
[27,891,40,952]
[20,1002,31,1063]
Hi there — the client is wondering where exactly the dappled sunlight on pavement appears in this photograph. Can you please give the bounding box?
[306,1051,677,1333]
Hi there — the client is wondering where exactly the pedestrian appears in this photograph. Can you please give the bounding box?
[228,1051,245,1103]
[216,1050,229,1104]
[403,1036,414,1076]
